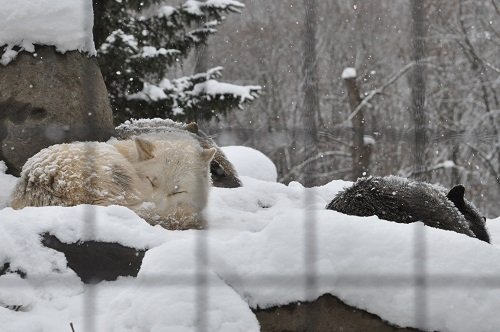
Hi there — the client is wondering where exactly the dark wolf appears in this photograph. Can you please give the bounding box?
[326,176,489,243]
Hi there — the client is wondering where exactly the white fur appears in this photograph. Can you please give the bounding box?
[10,136,215,230]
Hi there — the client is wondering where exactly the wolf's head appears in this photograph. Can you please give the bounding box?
[446,185,490,243]
[132,137,216,220]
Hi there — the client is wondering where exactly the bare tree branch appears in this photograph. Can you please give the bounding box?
[492,0,500,17]
[281,150,351,181]
[339,59,433,125]
[465,143,500,188]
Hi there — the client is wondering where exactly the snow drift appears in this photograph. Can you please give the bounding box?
[1,162,500,332]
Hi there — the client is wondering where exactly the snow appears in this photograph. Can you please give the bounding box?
[0,0,95,65]
[342,67,357,79]
[438,160,456,168]
[363,135,376,145]
[192,79,260,103]
[126,68,260,109]
[157,5,176,18]
[99,29,138,54]
[183,0,245,16]
[138,46,179,58]
[115,117,185,133]
[0,162,17,209]
[128,82,168,101]
[221,146,278,182]
[1,164,500,331]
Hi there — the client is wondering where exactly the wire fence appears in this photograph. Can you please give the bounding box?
[1,1,499,332]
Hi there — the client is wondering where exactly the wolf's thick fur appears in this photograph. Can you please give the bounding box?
[115,118,242,188]
[10,136,215,230]
[327,176,489,243]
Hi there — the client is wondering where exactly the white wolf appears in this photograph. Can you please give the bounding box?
[10,135,215,230]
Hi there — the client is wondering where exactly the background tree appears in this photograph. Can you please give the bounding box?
[301,0,320,187]
[92,0,260,124]
[202,0,500,217]
[410,0,428,182]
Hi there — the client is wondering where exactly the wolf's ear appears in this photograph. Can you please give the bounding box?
[185,122,199,134]
[447,184,466,212]
[201,148,216,162]
[135,137,155,161]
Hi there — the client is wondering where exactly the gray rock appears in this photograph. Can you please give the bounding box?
[327,176,489,243]
[254,293,422,332]
[0,46,114,176]
[41,234,146,284]
[0,234,147,286]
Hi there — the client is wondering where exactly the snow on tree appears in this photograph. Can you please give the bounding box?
[94,0,261,124]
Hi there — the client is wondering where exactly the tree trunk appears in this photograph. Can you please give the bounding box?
[92,0,112,47]
[192,43,210,123]
[343,73,370,180]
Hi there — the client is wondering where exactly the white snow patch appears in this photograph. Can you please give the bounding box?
[192,79,260,102]
[183,0,245,16]
[342,67,357,79]
[0,161,17,208]
[127,82,168,101]
[363,135,376,145]
[221,146,278,182]
[0,0,96,65]
[439,160,456,169]
[137,46,179,58]
[158,5,176,18]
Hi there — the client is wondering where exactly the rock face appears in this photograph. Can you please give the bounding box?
[41,234,146,284]
[254,294,422,332]
[0,234,146,284]
[0,46,114,176]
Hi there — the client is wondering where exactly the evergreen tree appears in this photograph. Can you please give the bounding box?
[93,0,260,124]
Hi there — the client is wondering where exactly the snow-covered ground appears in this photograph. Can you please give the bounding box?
[1,160,500,332]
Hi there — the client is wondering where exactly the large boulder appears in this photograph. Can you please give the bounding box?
[0,234,146,285]
[0,46,114,176]
[41,234,146,284]
[254,294,422,332]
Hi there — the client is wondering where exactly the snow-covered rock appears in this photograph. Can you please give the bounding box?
[0,0,95,65]
[0,1,113,176]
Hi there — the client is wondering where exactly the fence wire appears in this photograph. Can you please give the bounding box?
[2,1,497,332]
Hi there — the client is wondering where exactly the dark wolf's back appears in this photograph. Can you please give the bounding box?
[327,176,489,243]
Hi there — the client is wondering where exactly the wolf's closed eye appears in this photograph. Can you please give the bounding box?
[168,185,187,196]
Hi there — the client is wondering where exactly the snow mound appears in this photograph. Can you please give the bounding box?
[221,146,278,182]
[0,0,95,65]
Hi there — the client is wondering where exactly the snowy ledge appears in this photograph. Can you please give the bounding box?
[1,164,500,331]
[0,0,95,65]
